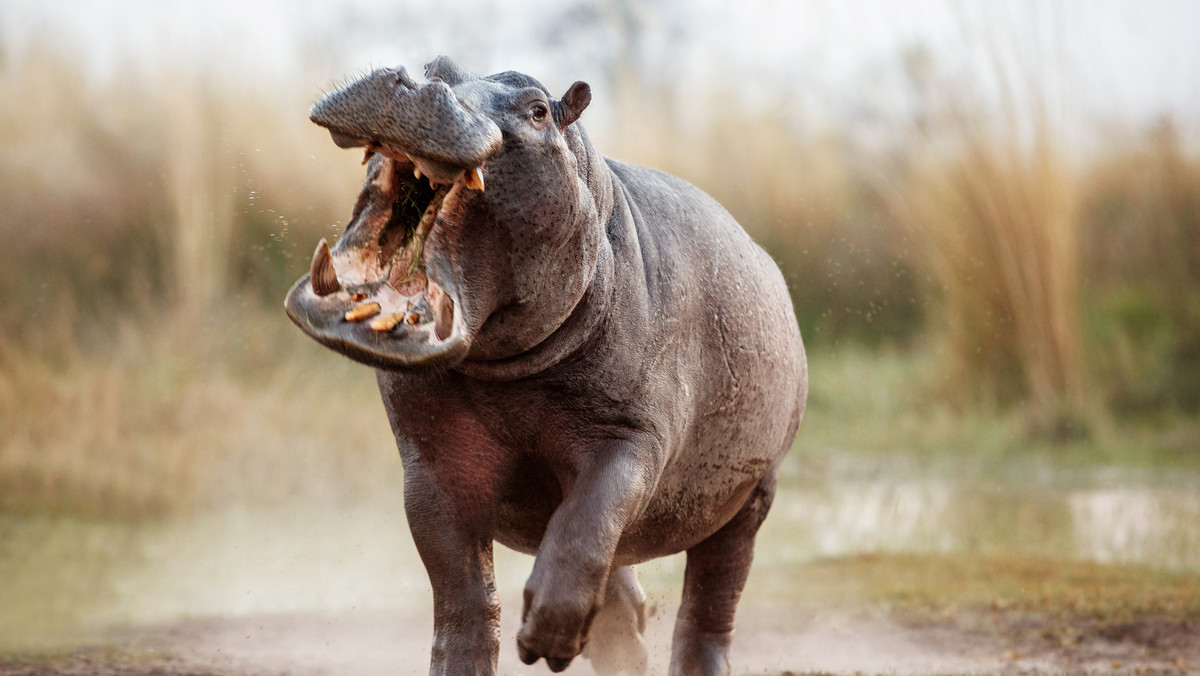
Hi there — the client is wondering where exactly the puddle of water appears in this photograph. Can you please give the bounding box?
[2,451,1197,651]
[772,479,957,557]
[762,451,1200,570]
[0,500,428,650]
[1070,487,1200,567]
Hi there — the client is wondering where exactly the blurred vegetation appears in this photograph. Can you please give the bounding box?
[1,27,1199,518]
[1080,120,1200,416]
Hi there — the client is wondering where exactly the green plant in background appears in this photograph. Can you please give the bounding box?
[1080,120,1200,416]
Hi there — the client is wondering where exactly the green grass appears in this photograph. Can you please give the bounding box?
[784,553,1200,619]
[795,347,1200,472]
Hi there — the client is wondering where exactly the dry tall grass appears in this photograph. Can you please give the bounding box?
[878,39,1087,436]
[608,84,923,345]
[2,38,1199,516]
[896,123,1084,431]
[0,311,400,518]
[0,47,379,517]
[0,47,359,349]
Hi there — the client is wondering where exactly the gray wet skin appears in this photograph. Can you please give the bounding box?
[285,56,807,676]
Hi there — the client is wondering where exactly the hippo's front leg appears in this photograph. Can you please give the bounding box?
[517,439,659,672]
[402,457,501,676]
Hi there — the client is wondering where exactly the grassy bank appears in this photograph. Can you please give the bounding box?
[785,553,1200,623]
[4,332,1199,520]
[769,554,1200,672]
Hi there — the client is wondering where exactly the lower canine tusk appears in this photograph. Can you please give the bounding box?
[310,238,340,296]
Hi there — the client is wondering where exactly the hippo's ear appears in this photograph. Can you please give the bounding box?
[553,81,591,128]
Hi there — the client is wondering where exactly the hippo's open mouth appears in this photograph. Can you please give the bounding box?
[283,144,484,369]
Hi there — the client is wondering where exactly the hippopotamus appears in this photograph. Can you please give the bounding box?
[284,56,807,676]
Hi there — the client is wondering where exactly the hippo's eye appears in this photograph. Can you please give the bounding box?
[530,103,549,123]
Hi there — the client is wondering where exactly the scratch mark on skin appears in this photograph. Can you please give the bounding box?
[714,309,742,410]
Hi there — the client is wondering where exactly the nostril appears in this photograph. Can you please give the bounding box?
[391,66,417,89]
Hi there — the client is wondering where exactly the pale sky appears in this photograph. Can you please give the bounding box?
[2,0,1198,139]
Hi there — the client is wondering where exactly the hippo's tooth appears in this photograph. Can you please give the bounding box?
[372,156,395,193]
[369,313,403,332]
[428,281,455,340]
[414,167,423,180]
[362,147,375,165]
[464,166,485,191]
[345,302,382,322]
[310,238,340,296]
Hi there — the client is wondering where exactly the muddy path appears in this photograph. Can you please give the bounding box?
[3,602,1195,676]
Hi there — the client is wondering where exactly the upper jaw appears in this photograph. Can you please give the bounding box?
[359,140,487,191]
[308,65,501,174]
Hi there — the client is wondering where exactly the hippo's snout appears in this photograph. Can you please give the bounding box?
[309,66,500,172]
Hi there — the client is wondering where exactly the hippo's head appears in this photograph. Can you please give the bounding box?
[285,56,601,370]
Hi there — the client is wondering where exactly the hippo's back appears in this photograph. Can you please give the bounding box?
[606,159,807,561]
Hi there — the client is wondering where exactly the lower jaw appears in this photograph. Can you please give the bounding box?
[283,271,469,370]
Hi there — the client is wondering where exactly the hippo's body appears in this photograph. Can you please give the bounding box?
[286,57,806,676]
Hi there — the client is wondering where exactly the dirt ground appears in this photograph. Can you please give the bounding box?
[2,603,1195,676]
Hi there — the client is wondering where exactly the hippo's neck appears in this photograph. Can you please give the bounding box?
[451,129,618,382]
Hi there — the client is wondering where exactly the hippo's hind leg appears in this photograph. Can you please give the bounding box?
[668,472,777,676]
[582,565,648,675]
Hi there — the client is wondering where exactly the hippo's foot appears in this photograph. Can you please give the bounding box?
[515,576,599,673]
[668,624,733,676]
[668,473,777,676]
[583,566,649,676]
[516,441,657,674]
